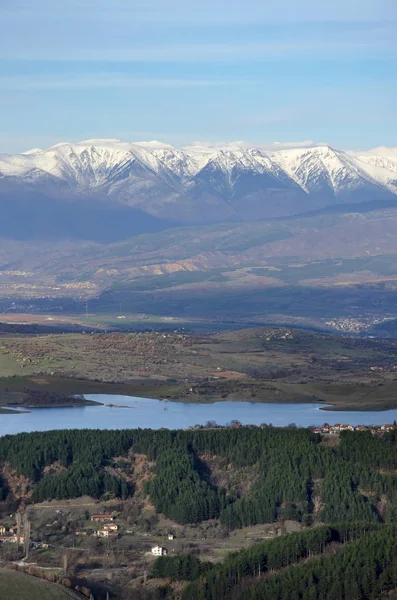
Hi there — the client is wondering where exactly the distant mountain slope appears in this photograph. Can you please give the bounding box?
[2,207,396,295]
[0,139,396,242]
[353,147,397,195]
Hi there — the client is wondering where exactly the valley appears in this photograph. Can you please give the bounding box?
[2,0,396,596]
[2,139,397,597]
[0,139,397,332]
[2,326,397,411]
[2,427,397,599]
[2,208,397,332]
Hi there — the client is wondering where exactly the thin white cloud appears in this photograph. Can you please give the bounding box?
[263,141,324,150]
[185,140,326,152]
[0,136,334,155]
[0,74,240,90]
[1,0,394,23]
[0,132,382,156]
[2,34,396,61]
[0,2,395,61]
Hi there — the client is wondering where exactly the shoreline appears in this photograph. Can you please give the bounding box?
[1,374,397,413]
[2,392,397,413]
[3,399,103,410]
[0,407,29,414]
[2,397,397,435]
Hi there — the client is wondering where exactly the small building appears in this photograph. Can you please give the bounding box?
[96,529,118,538]
[0,525,6,535]
[91,514,114,522]
[103,523,118,531]
[0,536,18,544]
[168,533,175,540]
[330,424,341,434]
[340,424,354,431]
[152,545,167,556]
[381,424,397,432]
[31,541,49,549]
[356,425,367,432]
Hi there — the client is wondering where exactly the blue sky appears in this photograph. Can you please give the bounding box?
[0,0,396,153]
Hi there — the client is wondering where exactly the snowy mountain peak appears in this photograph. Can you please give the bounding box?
[363,146,397,158]
[271,145,381,194]
[21,147,44,156]
[0,138,396,224]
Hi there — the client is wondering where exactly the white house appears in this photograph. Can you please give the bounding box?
[381,424,397,432]
[152,545,167,556]
[103,523,118,531]
[96,529,118,538]
[168,533,175,540]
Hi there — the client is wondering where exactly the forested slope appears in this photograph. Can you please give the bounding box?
[170,523,397,600]
[2,427,397,527]
[3,428,397,598]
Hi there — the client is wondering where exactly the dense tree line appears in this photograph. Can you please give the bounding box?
[239,525,397,600]
[145,447,226,523]
[0,474,7,501]
[218,434,390,529]
[181,523,382,600]
[31,462,129,502]
[150,554,212,581]
[2,428,397,524]
[339,430,397,469]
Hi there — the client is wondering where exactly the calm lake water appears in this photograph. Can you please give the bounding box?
[1,395,397,436]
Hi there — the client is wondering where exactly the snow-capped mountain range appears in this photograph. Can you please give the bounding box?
[0,139,397,241]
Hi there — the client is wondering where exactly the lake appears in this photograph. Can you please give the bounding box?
[1,395,397,436]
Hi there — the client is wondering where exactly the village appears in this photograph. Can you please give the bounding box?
[309,422,397,435]
[2,420,396,562]
[0,511,177,561]
[185,420,397,436]
[1,421,397,599]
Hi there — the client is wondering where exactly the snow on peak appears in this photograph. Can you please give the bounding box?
[353,148,397,194]
[361,146,397,158]
[22,148,44,155]
[1,138,396,200]
[271,145,378,193]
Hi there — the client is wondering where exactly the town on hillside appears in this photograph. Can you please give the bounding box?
[309,423,397,435]
[186,420,397,435]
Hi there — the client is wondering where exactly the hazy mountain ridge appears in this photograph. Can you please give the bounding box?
[1,139,396,239]
[1,139,397,311]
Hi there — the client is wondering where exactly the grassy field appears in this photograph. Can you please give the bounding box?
[0,568,80,600]
[1,326,397,410]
